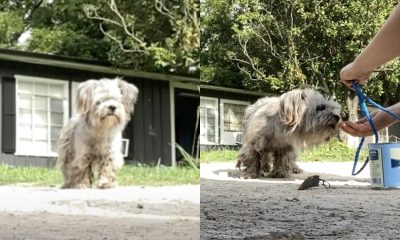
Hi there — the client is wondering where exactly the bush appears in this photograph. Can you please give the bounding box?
[200,140,367,163]
[200,149,239,163]
[300,139,368,162]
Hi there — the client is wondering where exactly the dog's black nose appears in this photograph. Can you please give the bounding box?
[108,105,116,112]
[333,114,340,122]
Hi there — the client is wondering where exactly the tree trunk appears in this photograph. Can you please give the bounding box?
[346,91,358,121]
[341,91,359,147]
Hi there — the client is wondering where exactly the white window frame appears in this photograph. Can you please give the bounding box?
[121,138,130,157]
[200,96,219,145]
[15,75,69,157]
[220,99,250,145]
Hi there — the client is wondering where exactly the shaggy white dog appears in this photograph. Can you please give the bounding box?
[236,88,341,179]
[58,78,138,188]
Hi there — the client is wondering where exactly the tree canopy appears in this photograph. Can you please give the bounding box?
[0,0,199,74]
[201,0,400,112]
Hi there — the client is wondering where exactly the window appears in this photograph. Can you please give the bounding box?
[220,99,249,145]
[200,97,218,144]
[223,103,247,132]
[16,75,68,156]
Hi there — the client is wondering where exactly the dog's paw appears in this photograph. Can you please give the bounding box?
[291,167,303,174]
[240,171,259,179]
[61,183,90,189]
[97,177,116,189]
[269,170,290,178]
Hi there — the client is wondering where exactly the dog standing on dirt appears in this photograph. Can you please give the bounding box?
[58,78,138,189]
[236,88,341,179]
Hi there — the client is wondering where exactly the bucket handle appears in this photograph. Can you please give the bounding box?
[352,81,400,175]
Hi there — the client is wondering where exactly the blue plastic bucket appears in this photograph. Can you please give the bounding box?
[368,143,400,188]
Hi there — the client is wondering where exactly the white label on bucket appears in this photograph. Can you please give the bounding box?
[369,148,384,188]
[390,148,400,168]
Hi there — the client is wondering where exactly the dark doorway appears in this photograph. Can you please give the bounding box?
[175,88,199,162]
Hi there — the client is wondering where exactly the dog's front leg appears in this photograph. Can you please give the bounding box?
[62,156,92,188]
[97,154,117,189]
[237,144,261,179]
[270,146,297,178]
[259,150,272,177]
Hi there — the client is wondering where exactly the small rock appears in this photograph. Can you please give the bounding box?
[137,203,144,209]
[286,197,300,202]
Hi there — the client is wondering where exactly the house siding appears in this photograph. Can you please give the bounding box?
[200,88,262,151]
[200,88,261,103]
[1,76,16,153]
[0,59,173,167]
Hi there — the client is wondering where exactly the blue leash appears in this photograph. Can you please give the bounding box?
[352,81,400,175]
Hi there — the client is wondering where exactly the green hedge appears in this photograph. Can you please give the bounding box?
[200,140,367,163]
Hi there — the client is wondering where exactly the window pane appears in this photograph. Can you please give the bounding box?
[51,126,62,140]
[34,126,48,140]
[207,109,215,117]
[51,112,63,126]
[50,98,63,112]
[19,140,32,152]
[33,140,48,152]
[34,97,47,110]
[207,116,215,125]
[51,140,58,153]
[19,95,32,109]
[19,124,32,139]
[34,83,47,95]
[34,110,47,125]
[19,82,32,94]
[200,99,217,108]
[223,103,246,132]
[49,85,64,98]
[19,109,32,124]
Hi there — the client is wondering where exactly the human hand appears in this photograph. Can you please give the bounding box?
[340,62,373,90]
[353,111,378,124]
[338,121,374,137]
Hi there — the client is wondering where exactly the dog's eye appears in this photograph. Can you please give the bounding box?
[316,104,326,111]
[96,99,104,105]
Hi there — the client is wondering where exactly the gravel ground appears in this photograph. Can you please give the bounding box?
[200,162,400,240]
[0,185,200,240]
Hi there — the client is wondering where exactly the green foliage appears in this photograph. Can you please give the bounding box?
[0,164,199,186]
[0,0,199,73]
[200,149,239,163]
[0,11,24,47]
[300,139,368,162]
[176,144,200,170]
[0,164,62,186]
[84,0,199,73]
[201,0,400,107]
[199,140,368,163]
[116,165,199,186]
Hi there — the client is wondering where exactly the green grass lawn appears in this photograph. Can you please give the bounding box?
[0,164,199,187]
[200,140,368,163]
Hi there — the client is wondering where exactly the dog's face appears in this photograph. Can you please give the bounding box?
[279,88,341,141]
[75,78,138,128]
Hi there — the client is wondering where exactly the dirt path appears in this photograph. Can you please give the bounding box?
[201,162,400,240]
[0,185,200,240]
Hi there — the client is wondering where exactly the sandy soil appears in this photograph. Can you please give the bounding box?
[0,185,200,240]
[200,162,400,240]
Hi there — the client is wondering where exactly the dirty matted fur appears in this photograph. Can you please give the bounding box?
[236,88,341,179]
[57,78,138,188]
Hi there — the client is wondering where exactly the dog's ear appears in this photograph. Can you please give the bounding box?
[117,78,139,114]
[75,80,98,114]
[279,89,307,131]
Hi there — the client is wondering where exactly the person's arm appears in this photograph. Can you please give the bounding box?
[341,4,400,89]
[339,102,400,137]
